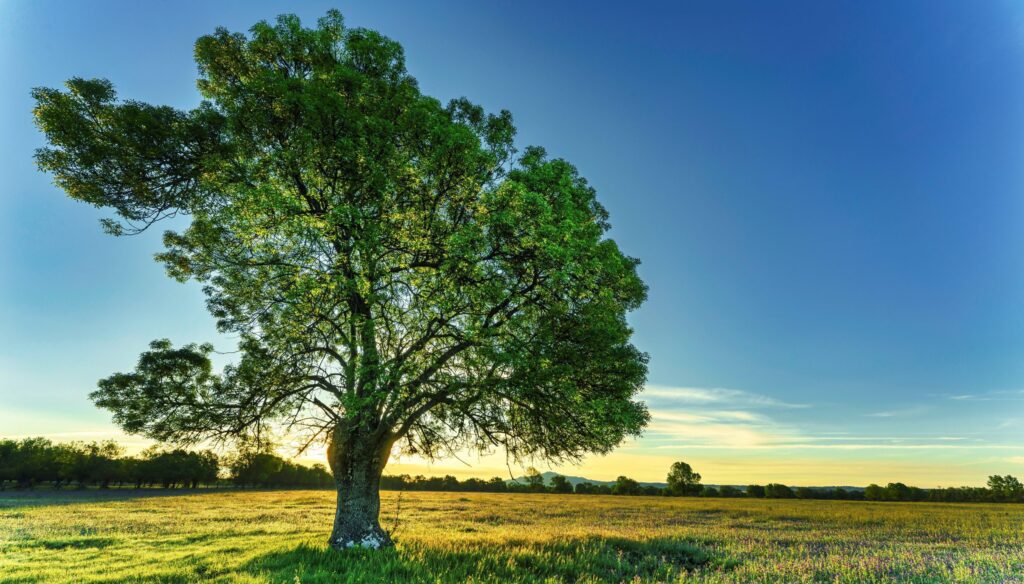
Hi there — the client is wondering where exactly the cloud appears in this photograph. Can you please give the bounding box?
[638,386,809,449]
[642,385,810,409]
[652,410,766,424]
[644,411,801,448]
[866,406,930,418]
[630,385,1022,456]
[941,389,1024,402]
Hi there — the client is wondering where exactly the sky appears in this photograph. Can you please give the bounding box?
[2,0,1024,487]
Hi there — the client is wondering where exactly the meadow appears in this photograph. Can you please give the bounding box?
[1,490,1022,583]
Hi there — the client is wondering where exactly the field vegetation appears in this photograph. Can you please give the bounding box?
[2,489,1023,583]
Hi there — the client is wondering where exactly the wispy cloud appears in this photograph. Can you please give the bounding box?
[642,385,810,409]
[630,385,1024,459]
[645,412,801,448]
[866,405,931,418]
[940,389,1024,402]
[998,418,1023,429]
[636,385,810,449]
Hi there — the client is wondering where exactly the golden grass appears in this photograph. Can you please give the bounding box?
[2,490,1022,582]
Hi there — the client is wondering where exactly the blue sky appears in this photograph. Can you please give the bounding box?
[2,1,1024,486]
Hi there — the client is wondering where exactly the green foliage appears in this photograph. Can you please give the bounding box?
[666,461,702,496]
[865,483,884,500]
[717,485,741,498]
[764,483,795,499]
[135,447,221,489]
[864,483,928,502]
[987,475,1024,502]
[0,437,337,490]
[523,468,546,493]
[611,476,641,496]
[229,451,332,488]
[550,475,573,494]
[573,481,611,495]
[380,474,508,493]
[33,9,649,474]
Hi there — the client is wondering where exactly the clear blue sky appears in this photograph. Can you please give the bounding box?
[2,0,1024,485]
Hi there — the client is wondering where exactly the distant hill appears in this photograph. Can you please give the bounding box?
[507,471,666,488]
[507,471,865,492]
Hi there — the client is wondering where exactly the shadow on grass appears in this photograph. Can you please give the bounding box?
[0,487,305,509]
[240,536,725,583]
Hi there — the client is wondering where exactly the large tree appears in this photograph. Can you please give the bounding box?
[33,11,648,549]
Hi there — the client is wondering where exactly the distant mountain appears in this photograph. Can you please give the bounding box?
[507,471,666,488]
[506,471,866,492]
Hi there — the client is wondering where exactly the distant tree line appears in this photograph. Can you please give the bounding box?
[862,476,1024,503]
[3,443,1021,503]
[228,451,333,488]
[0,438,330,490]
[381,474,510,492]
[376,464,1024,504]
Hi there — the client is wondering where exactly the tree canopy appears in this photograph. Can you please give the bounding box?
[33,10,649,548]
[666,461,702,496]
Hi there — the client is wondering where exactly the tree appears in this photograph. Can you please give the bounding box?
[765,483,795,499]
[32,10,648,549]
[550,474,573,494]
[700,486,719,497]
[882,482,918,501]
[746,484,765,498]
[864,484,884,501]
[0,440,15,490]
[795,487,814,500]
[718,485,741,498]
[666,461,702,496]
[522,468,547,493]
[82,441,125,488]
[987,475,1024,502]
[611,475,641,496]
[230,451,284,488]
[186,450,220,488]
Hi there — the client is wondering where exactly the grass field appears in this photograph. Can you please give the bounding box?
[1,490,1023,583]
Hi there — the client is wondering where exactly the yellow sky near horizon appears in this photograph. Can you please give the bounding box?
[4,424,1020,488]
[4,384,1022,488]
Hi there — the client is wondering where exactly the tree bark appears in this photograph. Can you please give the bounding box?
[326,426,394,550]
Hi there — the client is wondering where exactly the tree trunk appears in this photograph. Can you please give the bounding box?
[326,427,393,550]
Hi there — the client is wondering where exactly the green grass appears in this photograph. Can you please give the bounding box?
[2,490,1023,583]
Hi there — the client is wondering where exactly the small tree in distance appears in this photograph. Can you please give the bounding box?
[524,468,547,493]
[666,461,702,496]
[550,474,573,494]
[765,483,795,499]
[987,475,1024,502]
[612,475,642,496]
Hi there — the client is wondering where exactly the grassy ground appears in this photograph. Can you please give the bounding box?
[1,490,1022,583]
